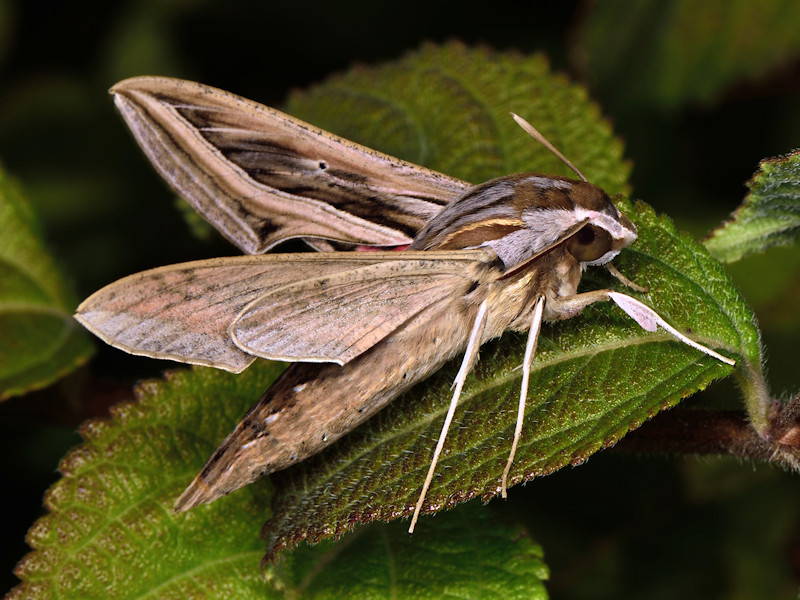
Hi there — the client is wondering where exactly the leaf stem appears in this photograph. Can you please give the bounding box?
[614,407,800,471]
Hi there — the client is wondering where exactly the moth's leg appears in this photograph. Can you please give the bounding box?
[551,289,736,365]
[409,299,490,534]
[608,292,735,365]
[501,294,545,498]
[547,288,614,318]
[606,262,647,293]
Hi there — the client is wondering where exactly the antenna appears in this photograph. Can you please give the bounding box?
[510,113,587,182]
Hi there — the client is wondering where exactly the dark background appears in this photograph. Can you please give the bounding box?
[2,0,799,596]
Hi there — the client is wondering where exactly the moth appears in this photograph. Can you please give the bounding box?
[76,77,735,533]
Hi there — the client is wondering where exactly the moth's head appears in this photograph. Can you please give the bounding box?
[410,173,637,270]
[556,176,637,267]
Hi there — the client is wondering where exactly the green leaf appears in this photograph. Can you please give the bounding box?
[573,0,800,110]
[262,41,754,556]
[10,364,281,599]
[705,150,800,263]
[0,162,93,399]
[262,197,753,557]
[276,501,548,599]
[9,364,548,599]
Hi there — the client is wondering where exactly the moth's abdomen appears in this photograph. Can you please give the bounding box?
[174,296,480,512]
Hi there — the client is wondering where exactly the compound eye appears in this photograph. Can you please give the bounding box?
[566,224,613,262]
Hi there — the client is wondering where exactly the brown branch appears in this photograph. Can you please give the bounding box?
[614,405,800,471]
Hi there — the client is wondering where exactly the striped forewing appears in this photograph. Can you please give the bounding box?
[112,77,471,254]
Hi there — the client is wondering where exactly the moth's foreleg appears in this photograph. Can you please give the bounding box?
[409,299,490,534]
[547,288,614,319]
[501,294,545,498]
[550,289,736,365]
[608,292,735,365]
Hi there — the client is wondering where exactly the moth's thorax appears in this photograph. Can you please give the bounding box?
[474,245,582,335]
[409,173,637,271]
